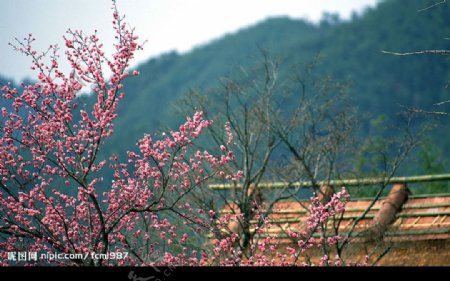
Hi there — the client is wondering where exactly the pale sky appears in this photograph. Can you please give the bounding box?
[0,0,380,83]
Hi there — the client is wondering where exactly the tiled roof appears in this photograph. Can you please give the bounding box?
[261,194,450,243]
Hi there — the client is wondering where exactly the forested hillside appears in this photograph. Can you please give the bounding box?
[1,0,449,170]
[89,0,449,161]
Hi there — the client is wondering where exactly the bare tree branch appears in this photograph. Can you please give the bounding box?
[401,105,450,116]
[418,0,446,12]
[381,49,450,56]
[433,100,450,106]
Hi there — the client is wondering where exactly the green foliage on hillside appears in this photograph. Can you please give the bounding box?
[1,0,449,193]
[102,0,450,162]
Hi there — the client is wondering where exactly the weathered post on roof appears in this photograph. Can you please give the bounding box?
[318,185,335,203]
[367,183,411,241]
[225,203,241,236]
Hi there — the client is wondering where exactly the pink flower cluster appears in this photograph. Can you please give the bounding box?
[0,1,241,263]
[0,0,366,267]
[204,187,369,266]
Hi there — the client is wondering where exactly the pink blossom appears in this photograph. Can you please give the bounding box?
[0,0,360,267]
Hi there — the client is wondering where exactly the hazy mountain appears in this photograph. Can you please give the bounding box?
[102,0,449,159]
[2,0,449,163]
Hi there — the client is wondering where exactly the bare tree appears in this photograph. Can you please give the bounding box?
[177,52,422,265]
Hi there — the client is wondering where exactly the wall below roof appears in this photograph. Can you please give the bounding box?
[342,239,450,266]
[274,239,450,265]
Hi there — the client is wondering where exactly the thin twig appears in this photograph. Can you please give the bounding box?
[433,100,450,106]
[381,49,450,56]
[418,0,446,12]
[402,105,450,116]
[371,245,392,266]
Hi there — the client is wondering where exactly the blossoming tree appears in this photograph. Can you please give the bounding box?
[0,0,360,266]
